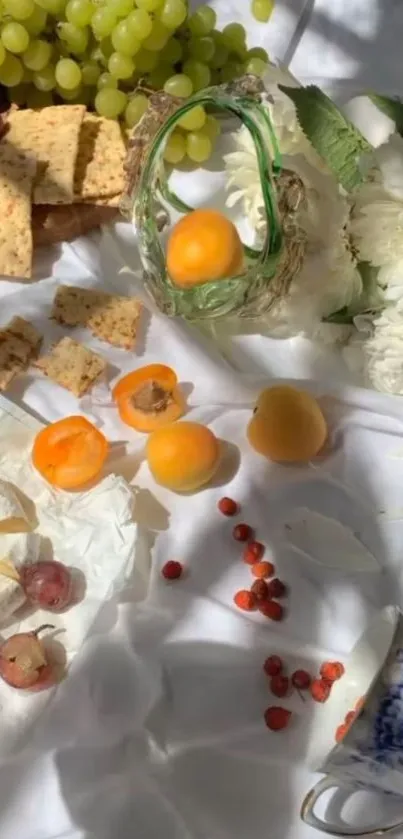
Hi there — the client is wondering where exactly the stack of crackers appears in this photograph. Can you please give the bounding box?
[0,105,128,280]
[0,285,142,397]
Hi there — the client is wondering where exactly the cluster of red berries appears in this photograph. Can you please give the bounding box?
[218,497,287,621]
[262,655,345,731]
[335,695,364,743]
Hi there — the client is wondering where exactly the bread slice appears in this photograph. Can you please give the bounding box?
[34,336,106,397]
[0,316,42,391]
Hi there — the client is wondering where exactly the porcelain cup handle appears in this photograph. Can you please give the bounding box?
[301,775,403,836]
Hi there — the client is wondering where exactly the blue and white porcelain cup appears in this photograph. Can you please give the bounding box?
[301,606,403,836]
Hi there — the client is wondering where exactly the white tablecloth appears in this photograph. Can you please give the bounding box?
[2,2,403,838]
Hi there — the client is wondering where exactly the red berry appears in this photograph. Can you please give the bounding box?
[310,678,331,703]
[335,723,347,743]
[251,580,269,601]
[218,497,238,516]
[266,578,287,599]
[258,599,284,621]
[263,655,283,677]
[345,711,355,726]
[270,674,289,697]
[233,523,252,542]
[162,561,183,580]
[291,669,311,690]
[320,661,345,682]
[243,541,264,563]
[233,589,257,611]
[264,706,291,731]
[251,561,274,579]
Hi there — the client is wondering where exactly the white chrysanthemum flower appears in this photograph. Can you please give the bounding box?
[224,67,361,339]
[344,303,403,394]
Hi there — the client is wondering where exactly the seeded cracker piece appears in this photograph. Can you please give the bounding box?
[0,317,42,391]
[7,106,86,205]
[32,203,118,247]
[34,337,106,397]
[88,296,142,350]
[51,285,105,327]
[74,114,126,201]
[0,138,36,279]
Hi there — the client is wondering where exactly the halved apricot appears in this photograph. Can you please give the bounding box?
[32,416,108,490]
[113,364,185,433]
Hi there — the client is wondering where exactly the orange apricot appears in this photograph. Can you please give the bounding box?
[247,386,327,463]
[166,208,244,288]
[146,421,220,492]
[113,364,185,433]
[32,416,108,490]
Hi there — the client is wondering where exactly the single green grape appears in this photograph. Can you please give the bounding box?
[161,37,182,64]
[26,87,53,107]
[100,36,114,60]
[147,61,173,89]
[182,58,210,91]
[3,0,35,21]
[245,56,268,76]
[0,41,5,67]
[8,83,29,104]
[209,42,228,69]
[33,63,56,90]
[142,19,169,50]
[134,48,158,72]
[221,22,246,50]
[65,0,93,27]
[57,22,89,54]
[56,82,82,99]
[188,35,215,63]
[108,50,134,78]
[0,53,24,85]
[163,72,192,97]
[247,46,269,62]
[186,130,212,163]
[95,86,127,117]
[24,6,47,36]
[251,0,274,23]
[111,20,140,55]
[135,0,163,10]
[188,5,216,36]
[220,60,243,82]
[178,105,206,131]
[97,70,118,88]
[91,7,117,39]
[164,129,186,164]
[81,60,101,85]
[125,92,148,126]
[35,0,66,13]
[22,38,52,71]
[158,0,187,31]
[107,0,135,16]
[1,22,30,54]
[202,113,221,140]
[55,56,81,88]
[126,8,152,40]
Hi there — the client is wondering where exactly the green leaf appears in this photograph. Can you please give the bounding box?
[278,84,371,192]
[368,93,403,135]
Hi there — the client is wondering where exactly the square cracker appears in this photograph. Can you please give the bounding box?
[74,114,126,201]
[32,203,118,247]
[0,317,42,391]
[0,138,36,279]
[51,285,142,349]
[7,105,86,205]
[34,337,106,397]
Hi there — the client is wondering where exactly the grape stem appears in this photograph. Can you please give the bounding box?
[32,624,56,637]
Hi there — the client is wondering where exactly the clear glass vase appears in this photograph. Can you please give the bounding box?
[123,75,305,321]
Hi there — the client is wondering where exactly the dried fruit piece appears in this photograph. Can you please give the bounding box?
[233,589,257,611]
[251,579,269,600]
[291,669,311,690]
[218,496,238,516]
[266,578,287,599]
[270,674,289,697]
[258,600,284,621]
[233,523,252,542]
[251,561,274,579]
[310,678,331,703]
[264,706,291,731]
[161,560,183,580]
[263,655,283,677]
[320,661,345,682]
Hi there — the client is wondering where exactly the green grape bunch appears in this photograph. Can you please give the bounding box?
[0,0,274,167]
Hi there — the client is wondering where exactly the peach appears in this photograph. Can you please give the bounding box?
[146,421,220,492]
[247,385,327,463]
